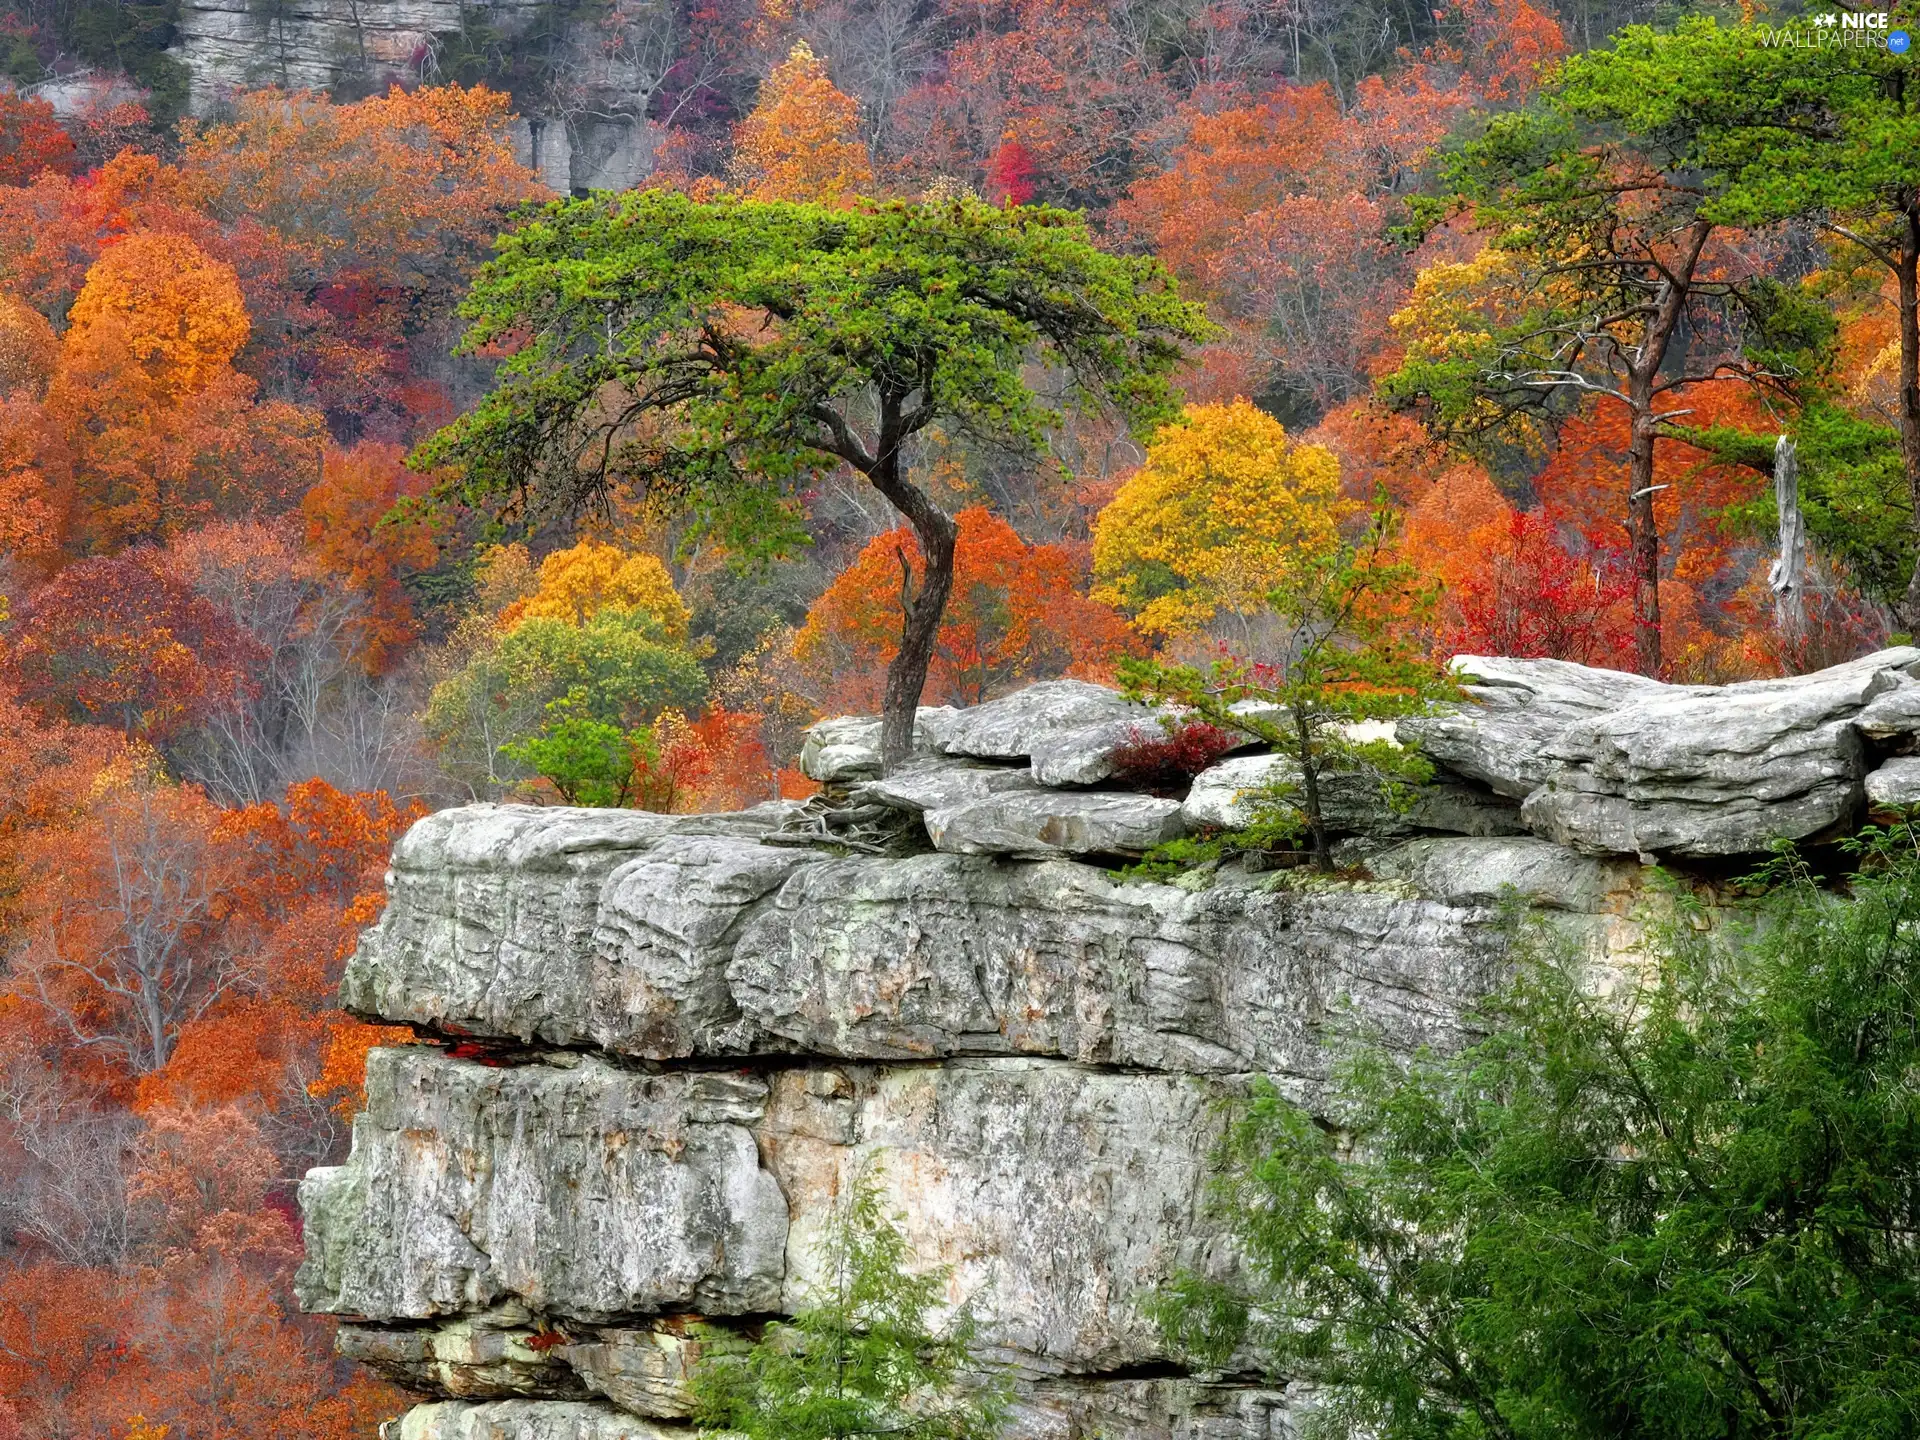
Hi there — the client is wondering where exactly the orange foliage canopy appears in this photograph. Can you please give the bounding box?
[300,442,439,670]
[729,43,874,203]
[796,505,1137,712]
[65,232,250,399]
[0,91,76,187]
[2,553,266,741]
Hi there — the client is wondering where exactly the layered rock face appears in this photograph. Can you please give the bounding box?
[303,651,1920,1438]
[167,0,655,192]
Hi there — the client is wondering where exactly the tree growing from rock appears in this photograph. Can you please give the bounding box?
[1119,508,1449,870]
[422,190,1211,771]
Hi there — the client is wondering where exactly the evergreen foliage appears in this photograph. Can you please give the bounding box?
[1155,827,1920,1440]
[690,1166,1009,1440]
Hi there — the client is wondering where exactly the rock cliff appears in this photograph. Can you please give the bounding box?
[166,0,658,192]
[301,651,1920,1438]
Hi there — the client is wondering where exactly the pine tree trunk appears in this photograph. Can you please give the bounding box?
[1627,400,1663,677]
[872,455,958,774]
[1896,209,1920,633]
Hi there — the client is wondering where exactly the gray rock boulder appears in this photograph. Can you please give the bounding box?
[1367,837,1636,912]
[1521,650,1920,856]
[923,791,1187,857]
[936,680,1152,762]
[1181,753,1523,840]
[336,1308,587,1401]
[1399,655,1672,799]
[393,1402,682,1440]
[297,1050,787,1322]
[852,755,1040,813]
[1867,756,1920,808]
[798,708,961,783]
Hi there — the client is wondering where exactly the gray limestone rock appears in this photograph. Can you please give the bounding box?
[1028,714,1179,787]
[936,680,1151,762]
[342,812,1514,1077]
[729,856,1507,1075]
[924,790,1187,856]
[1367,837,1636,913]
[336,1308,586,1400]
[1857,679,1920,748]
[798,708,961,782]
[1181,753,1523,839]
[1181,752,1292,830]
[1399,655,1673,799]
[852,755,1040,813]
[393,1402,682,1440]
[1520,649,1919,856]
[761,1060,1233,1374]
[338,803,796,1044]
[296,1049,786,1322]
[1867,756,1920,808]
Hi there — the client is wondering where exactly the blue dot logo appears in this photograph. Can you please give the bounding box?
[1892,28,1913,53]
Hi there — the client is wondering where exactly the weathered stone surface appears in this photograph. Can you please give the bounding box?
[339,807,801,1047]
[297,1049,786,1322]
[1867,756,1920,808]
[559,1325,707,1419]
[764,1061,1238,1373]
[730,856,1510,1075]
[344,814,1514,1076]
[395,1401,682,1440]
[1180,753,1523,839]
[1399,655,1672,799]
[1858,679,1920,747]
[852,755,1040,813]
[1520,650,1919,856]
[1028,715,1174,787]
[798,708,961,782]
[936,680,1150,762]
[337,1309,586,1400]
[924,790,1186,856]
[1367,837,1636,913]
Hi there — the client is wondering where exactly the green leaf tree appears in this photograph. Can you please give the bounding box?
[1117,509,1452,871]
[1383,20,1835,674]
[1156,829,1920,1439]
[419,191,1213,772]
[423,605,708,800]
[689,1164,1009,1440]
[1523,12,1920,626]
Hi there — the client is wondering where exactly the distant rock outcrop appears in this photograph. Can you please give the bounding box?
[301,650,1920,1438]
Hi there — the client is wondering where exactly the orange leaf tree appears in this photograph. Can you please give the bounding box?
[796,505,1137,712]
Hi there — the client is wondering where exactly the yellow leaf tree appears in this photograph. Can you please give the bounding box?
[1092,398,1352,643]
[497,539,691,641]
[728,42,874,204]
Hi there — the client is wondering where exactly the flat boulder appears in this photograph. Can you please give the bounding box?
[1400,655,1673,799]
[923,790,1186,857]
[797,707,960,783]
[1521,649,1920,857]
[936,679,1153,762]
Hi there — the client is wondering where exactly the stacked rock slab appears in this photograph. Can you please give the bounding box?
[303,653,1920,1438]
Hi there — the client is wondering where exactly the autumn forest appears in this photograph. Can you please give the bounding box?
[0,0,1915,1434]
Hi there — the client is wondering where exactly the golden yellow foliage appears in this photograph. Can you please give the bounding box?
[1388,246,1525,368]
[1091,398,1352,639]
[728,42,874,204]
[0,294,57,400]
[498,540,691,642]
[65,233,249,400]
